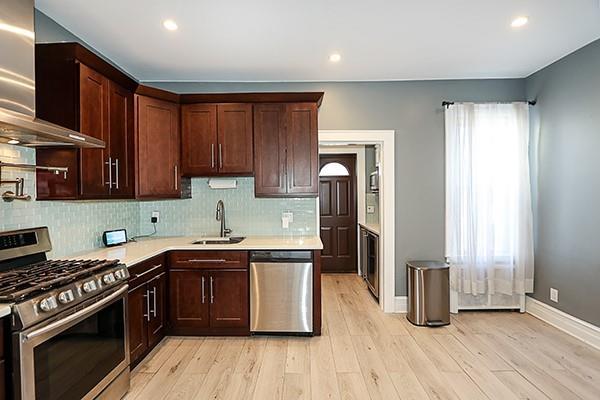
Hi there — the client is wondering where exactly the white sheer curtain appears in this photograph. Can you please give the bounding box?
[445,102,534,310]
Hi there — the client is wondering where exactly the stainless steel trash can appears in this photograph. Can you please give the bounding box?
[406,261,450,327]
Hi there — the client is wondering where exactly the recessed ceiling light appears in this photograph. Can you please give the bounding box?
[511,16,529,28]
[162,19,178,31]
[7,139,19,145]
[329,53,341,63]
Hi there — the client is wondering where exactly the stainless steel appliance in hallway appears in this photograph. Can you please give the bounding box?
[250,251,313,334]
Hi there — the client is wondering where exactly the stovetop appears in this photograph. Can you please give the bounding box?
[0,259,121,302]
[0,227,130,330]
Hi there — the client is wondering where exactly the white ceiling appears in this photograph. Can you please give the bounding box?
[36,0,600,82]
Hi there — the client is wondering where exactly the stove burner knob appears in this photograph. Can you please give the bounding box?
[102,273,116,285]
[114,269,127,280]
[39,296,58,312]
[82,280,98,293]
[58,289,75,304]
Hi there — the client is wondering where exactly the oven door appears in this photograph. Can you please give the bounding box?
[16,285,129,400]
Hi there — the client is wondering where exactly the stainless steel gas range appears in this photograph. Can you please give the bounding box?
[0,227,130,400]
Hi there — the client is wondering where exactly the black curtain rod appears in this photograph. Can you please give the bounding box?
[442,100,537,109]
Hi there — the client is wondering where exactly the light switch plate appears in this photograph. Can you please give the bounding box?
[367,205,375,214]
[550,288,559,303]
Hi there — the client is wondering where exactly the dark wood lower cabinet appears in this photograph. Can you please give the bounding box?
[169,268,249,336]
[168,270,210,332]
[128,284,149,364]
[127,256,166,368]
[209,270,249,329]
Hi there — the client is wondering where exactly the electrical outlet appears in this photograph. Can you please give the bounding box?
[282,211,294,223]
[151,211,160,224]
[367,205,375,214]
[550,288,559,303]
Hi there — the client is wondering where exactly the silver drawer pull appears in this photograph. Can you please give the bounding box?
[201,276,206,303]
[184,259,227,263]
[133,264,163,279]
[144,290,150,322]
[210,276,214,303]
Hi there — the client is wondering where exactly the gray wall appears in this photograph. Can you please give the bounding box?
[147,80,526,295]
[526,40,600,326]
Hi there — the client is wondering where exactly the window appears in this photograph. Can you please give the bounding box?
[319,162,350,177]
[445,102,534,299]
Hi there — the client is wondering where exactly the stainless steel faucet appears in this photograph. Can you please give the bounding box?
[216,200,232,237]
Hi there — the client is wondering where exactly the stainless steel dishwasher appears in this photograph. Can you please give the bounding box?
[250,251,313,334]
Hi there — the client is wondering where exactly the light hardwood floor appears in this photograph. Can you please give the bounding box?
[126,274,600,400]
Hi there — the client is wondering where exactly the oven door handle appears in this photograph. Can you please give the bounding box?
[23,285,128,342]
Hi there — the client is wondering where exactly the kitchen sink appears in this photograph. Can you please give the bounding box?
[192,236,246,245]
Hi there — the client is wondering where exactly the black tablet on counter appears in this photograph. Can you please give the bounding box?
[102,229,128,247]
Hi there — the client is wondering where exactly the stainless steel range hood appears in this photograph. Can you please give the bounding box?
[0,0,105,148]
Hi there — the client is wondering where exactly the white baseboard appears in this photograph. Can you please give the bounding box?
[526,296,600,351]
[394,296,407,313]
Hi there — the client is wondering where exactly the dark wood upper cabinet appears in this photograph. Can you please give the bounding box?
[108,81,135,198]
[181,104,217,176]
[35,43,137,200]
[217,104,253,174]
[181,103,253,176]
[254,103,318,197]
[78,63,109,198]
[135,95,182,198]
[286,103,318,195]
[253,104,287,196]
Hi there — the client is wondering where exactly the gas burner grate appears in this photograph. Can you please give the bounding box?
[0,259,120,301]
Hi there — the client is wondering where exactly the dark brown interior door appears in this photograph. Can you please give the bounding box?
[319,154,357,273]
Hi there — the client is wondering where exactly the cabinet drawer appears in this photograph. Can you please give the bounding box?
[169,251,248,269]
[128,254,166,288]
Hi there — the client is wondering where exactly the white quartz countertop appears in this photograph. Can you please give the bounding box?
[70,235,323,267]
[0,304,11,318]
[359,222,380,235]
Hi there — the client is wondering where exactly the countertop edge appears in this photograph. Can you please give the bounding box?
[359,223,380,235]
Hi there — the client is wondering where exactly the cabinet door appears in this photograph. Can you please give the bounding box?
[286,103,318,196]
[136,95,181,198]
[108,81,135,198]
[79,63,109,198]
[147,273,166,348]
[128,284,149,366]
[209,270,249,329]
[217,104,253,174]
[181,104,217,176]
[253,104,287,196]
[169,270,210,331]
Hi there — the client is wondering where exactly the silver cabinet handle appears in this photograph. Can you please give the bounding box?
[133,264,163,279]
[105,156,112,187]
[184,259,226,264]
[144,289,150,322]
[174,165,178,191]
[113,158,119,189]
[211,144,215,169]
[152,286,157,317]
[218,144,223,169]
[201,276,206,304]
[210,276,214,304]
